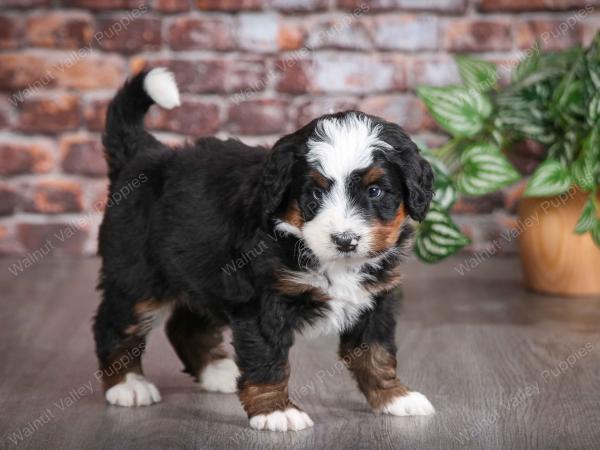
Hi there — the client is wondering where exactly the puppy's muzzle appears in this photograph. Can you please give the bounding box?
[331,232,361,253]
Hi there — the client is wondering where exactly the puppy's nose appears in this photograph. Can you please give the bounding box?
[331,232,360,253]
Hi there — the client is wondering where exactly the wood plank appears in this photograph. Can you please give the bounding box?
[0,256,599,449]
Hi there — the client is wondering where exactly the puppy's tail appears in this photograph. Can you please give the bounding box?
[102,67,180,180]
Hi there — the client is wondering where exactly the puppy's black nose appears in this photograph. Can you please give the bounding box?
[331,232,360,253]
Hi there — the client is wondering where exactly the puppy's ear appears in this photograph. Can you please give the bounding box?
[381,124,434,222]
[261,135,297,227]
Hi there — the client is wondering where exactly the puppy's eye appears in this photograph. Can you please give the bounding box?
[312,189,324,201]
[368,186,383,198]
[368,185,383,198]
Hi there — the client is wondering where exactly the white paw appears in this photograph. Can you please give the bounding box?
[382,391,435,416]
[105,373,161,407]
[249,408,314,432]
[199,358,240,393]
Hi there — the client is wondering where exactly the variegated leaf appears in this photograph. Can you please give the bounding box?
[524,160,572,197]
[415,206,470,263]
[456,143,520,196]
[417,86,493,138]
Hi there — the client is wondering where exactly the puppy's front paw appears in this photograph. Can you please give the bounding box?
[249,408,314,432]
[105,373,161,407]
[199,358,239,393]
[382,391,435,416]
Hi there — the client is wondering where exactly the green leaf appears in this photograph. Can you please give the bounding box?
[592,222,600,247]
[423,151,457,210]
[575,196,597,234]
[524,160,572,197]
[455,143,520,196]
[513,50,540,83]
[456,55,498,91]
[588,92,600,126]
[572,129,600,191]
[417,86,493,137]
[415,206,470,263]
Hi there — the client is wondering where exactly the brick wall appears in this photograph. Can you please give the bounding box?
[1,0,598,258]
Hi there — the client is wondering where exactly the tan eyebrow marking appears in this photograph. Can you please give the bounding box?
[362,167,385,186]
[310,170,331,189]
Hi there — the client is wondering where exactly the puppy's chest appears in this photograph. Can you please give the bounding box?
[281,267,375,336]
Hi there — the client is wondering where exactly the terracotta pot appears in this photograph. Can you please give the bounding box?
[518,189,600,297]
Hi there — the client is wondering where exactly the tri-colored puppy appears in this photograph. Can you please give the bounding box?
[94,68,435,431]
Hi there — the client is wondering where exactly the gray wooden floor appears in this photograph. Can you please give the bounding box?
[1,256,600,450]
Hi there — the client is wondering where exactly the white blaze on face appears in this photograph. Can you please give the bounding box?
[303,114,390,262]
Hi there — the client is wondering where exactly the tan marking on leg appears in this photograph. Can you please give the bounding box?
[238,367,297,417]
[340,342,408,411]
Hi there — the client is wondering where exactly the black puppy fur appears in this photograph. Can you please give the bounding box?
[93,69,434,428]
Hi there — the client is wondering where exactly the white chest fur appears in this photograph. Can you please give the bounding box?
[284,262,375,337]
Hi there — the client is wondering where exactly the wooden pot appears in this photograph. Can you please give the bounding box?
[518,189,600,297]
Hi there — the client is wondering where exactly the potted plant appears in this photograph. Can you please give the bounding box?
[414,33,600,296]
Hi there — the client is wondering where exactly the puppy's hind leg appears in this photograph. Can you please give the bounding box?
[93,285,169,407]
[166,305,239,393]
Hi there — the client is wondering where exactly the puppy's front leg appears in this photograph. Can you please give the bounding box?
[230,312,313,432]
[339,292,435,416]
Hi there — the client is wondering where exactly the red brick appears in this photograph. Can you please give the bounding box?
[60,54,125,90]
[22,179,84,214]
[339,0,466,12]
[146,100,220,136]
[516,19,584,51]
[372,15,439,51]
[196,0,264,10]
[0,53,125,94]
[18,95,80,133]
[67,0,146,9]
[444,19,512,52]
[311,54,400,94]
[88,179,109,213]
[271,0,328,11]
[508,139,546,176]
[60,134,108,177]
[452,193,505,214]
[0,183,18,216]
[228,99,289,135]
[504,180,528,214]
[278,20,304,51]
[0,15,23,49]
[136,58,267,94]
[0,95,11,129]
[2,0,50,6]
[295,97,358,128]
[583,18,600,46]
[26,12,94,49]
[406,55,460,88]
[359,95,436,133]
[276,57,312,94]
[153,0,191,12]
[306,17,372,50]
[238,13,279,53]
[478,0,599,12]
[96,17,162,53]
[17,222,89,255]
[0,139,55,175]
[167,16,235,51]
[0,53,55,92]
[83,97,110,132]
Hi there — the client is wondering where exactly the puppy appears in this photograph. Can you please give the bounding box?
[93,68,435,431]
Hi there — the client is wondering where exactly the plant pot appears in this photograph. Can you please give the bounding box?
[518,189,600,297]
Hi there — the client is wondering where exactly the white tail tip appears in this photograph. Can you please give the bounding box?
[143,67,181,109]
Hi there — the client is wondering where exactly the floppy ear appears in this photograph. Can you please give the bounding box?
[261,136,297,228]
[402,145,434,221]
[381,124,434,222]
